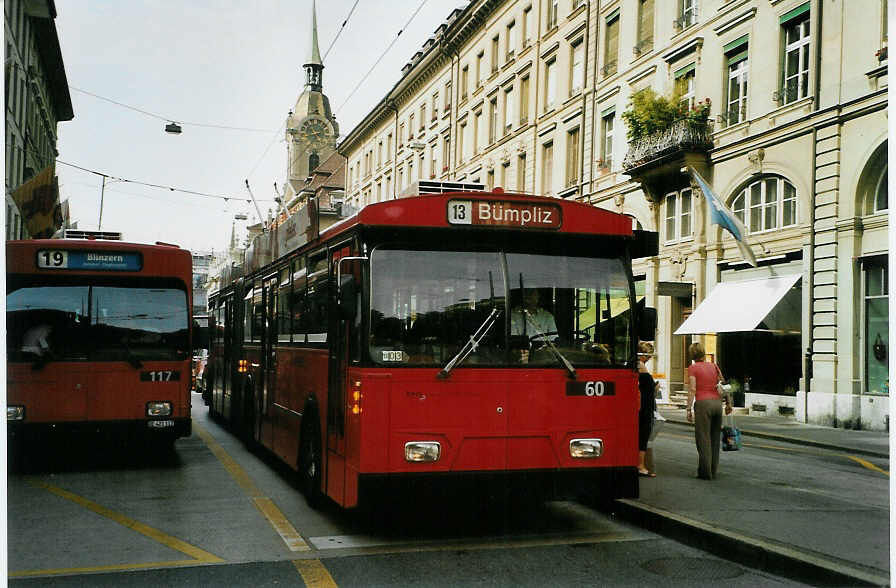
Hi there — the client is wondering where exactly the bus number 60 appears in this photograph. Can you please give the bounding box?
[584,381,606,396]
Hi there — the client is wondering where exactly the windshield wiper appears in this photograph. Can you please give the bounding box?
[438,308,500,379]
[525,313,576,379]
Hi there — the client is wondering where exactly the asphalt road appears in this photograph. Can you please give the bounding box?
[7,393,815,586]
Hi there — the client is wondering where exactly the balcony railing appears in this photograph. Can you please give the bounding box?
[622,118,713,171]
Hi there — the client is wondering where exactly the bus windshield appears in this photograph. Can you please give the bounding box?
[369,247,634,368]
[7,277,189,363]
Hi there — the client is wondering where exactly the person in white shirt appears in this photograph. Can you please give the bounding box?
[511,289,558,344]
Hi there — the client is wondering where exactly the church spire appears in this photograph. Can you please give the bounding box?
[304,0,324,90]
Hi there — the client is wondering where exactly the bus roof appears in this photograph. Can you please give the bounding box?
[6,239,193,277]
[320,190,633,240]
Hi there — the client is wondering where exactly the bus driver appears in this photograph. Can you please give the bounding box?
[511,289,557,362]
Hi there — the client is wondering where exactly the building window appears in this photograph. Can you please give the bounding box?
[487,168,495,190]
[675,65,696,110]
[542,141,553,195]
[443,134,451,172]
[506,21,516,59]
[461,66,469,100]
[523,5,533,46]
[519,74,530,124]
[546,0,558,30]
[489,97,498,143]
[431,94,438,121]
[570,39,584,95]
[408,114,415,139]
[603,12,619,77]
[864,257,889,394]
[725,42,748,125]
[636,0,654,55]
[473,110,482,154]
[664,188,693,242]
[501,161,510,188]
[544,57,557,111]
[476,52,484,87]
[419,104,426,130]
[874,169,888,213]
[600,111,615,170]
[731,176,798,233]
[517,152,527,191]
[458,122,466,163]
[444,81,452,111]
[782,8,810,104]
[677,0,697,30]
[565,127,580,187]
[491,36,500,73]
[503,86,514,133]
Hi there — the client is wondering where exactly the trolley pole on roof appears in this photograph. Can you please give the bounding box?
[244,179,266,231]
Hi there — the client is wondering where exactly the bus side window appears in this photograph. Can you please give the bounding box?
[290,258,308,343]
[306,252,328,342]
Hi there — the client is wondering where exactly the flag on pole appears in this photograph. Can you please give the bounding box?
[687,166,757,267]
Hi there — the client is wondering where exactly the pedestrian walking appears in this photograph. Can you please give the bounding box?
[637,341,656,477]
[686,342,732,480]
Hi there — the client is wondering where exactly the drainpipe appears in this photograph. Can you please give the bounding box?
[581,0,591,200]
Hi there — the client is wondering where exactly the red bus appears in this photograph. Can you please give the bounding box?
[206,186,656,508]
[6,237,194,450]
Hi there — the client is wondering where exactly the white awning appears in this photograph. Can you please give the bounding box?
[674,274,802,335]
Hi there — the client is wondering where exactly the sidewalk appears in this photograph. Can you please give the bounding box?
[606,408,891,586]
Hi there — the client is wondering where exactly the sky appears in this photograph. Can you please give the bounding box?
[54,1,464,253]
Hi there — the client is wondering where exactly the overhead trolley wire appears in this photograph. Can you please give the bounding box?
[334,0,430,116]
[69,86,276,133]
[322,0,361,61]
[57,159,275,203]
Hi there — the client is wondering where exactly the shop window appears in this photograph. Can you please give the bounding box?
[864,257,888,394]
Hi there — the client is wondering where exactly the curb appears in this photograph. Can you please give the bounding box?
[607,498,889,586]
[663,418,890,460]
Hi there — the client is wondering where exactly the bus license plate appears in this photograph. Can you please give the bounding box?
[148,420,174,428]
[566,381,615,397]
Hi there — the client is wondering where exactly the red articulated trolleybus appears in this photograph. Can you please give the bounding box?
[6,234,194,450]
[206,183,657,508]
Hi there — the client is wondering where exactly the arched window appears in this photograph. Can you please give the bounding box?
[873,169,888,213]
[730,176,797,234]
[308,153,319,172]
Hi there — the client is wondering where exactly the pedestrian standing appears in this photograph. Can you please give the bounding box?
[686,342,732,480]
[637,341,656,477]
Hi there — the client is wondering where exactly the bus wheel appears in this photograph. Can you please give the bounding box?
[299,418,323,508]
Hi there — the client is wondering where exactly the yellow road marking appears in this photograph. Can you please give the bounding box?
[848,456,890,476]
[293,559,338,587]
[255,497,311,551]
[11,479,223,577]
[11,559,212,578]
[195,423,310,551]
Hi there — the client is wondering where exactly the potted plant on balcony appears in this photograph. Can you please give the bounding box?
[621,89,711,141]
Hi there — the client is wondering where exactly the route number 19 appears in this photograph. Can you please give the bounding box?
[37,250,68,268]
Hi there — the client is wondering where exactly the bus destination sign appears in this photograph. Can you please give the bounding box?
[447,199,562,229]
[37,250,143,271]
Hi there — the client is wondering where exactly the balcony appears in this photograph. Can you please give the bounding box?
[622,118,713,175]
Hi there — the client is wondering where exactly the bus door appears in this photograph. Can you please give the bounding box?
[222,296,234,417]
[325,243,360,503]
[259,274,279,446]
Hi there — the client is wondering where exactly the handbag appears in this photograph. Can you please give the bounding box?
[715,364,732,398]
[721,414,742,451]
[649,410,665,442]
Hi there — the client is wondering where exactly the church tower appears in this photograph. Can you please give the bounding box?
[286,0,339,195]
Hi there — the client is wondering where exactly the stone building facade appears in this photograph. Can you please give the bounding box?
[4,0,73,240]
[339,0,888,429]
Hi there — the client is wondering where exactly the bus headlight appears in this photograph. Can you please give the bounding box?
[146,401,172,417]
[569,438,603,459]
[7,406,25,421]
[405,441,441,462]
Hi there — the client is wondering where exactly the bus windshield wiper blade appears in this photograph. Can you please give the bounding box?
[438,308,500,379]
[525,314,576,379]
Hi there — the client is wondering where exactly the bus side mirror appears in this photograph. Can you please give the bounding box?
[338,276,358,321]
[638,307,657,342]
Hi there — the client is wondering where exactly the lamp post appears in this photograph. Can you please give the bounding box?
[98,174,121,230]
